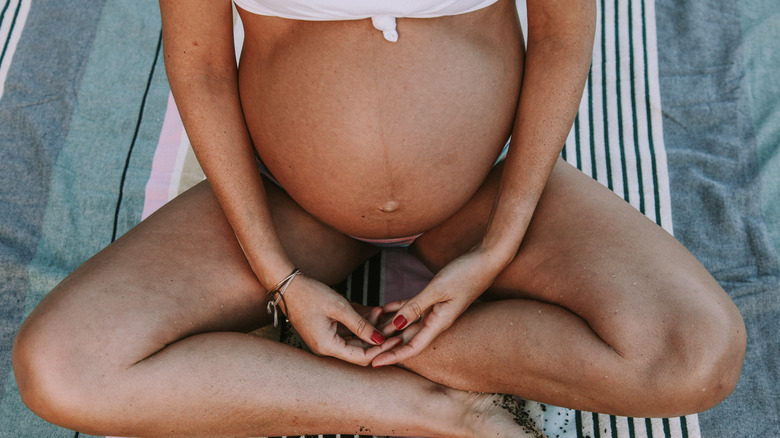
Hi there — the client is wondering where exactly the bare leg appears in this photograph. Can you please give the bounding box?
[404,158,746,417]
[12,181,535,437]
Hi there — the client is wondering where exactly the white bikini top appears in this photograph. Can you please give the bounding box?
[233,0,500,42]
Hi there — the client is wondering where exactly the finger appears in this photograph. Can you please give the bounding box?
[372,323,440,367]
[338,337,385,354]
[381,293,438,336]
[343,329,401,351]
[350,302,376,319]
[344,337,372,349]
[381,300,406,314]
[338,306,382,338]
[330,333,404,365]
[376,308,396,329]
[367,306,383,327]
[334,300,387,347]
[328,341,384,366]
[376,321,423,352]
[377,336,403,353]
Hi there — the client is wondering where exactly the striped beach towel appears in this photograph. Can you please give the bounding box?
[13,0,780,435]
[140,1,698,437]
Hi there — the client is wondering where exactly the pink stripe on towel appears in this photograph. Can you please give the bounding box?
[383,248,434,303]
[142,93,185,219]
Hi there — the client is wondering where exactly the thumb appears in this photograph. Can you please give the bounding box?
[335,301,387,346]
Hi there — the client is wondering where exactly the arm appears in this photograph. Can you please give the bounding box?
[159,0,391,364]
[483,0,596,262]
[374,0,596,367]
[160,0,292,287]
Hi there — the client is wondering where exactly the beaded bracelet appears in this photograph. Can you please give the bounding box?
[266,268,302,327]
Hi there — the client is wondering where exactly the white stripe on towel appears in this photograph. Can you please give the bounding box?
[544,0,699,437]
[0,0,31,100]
[562,0,672,234]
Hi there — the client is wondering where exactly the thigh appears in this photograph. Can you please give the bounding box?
[413,158,731,355]
[25,179,377,366]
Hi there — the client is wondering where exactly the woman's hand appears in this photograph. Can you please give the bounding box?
[279,275,401,366]
[371,246,511,368]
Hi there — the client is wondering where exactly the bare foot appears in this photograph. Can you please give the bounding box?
[461,392,546,438]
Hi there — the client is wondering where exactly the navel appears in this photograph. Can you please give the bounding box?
[379,200,400,213]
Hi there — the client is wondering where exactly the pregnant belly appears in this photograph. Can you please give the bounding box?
[238,8,524,238]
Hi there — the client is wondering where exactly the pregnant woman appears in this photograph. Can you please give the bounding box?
[12,0,746,436]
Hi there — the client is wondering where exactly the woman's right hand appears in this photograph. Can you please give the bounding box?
[278,275,401,366]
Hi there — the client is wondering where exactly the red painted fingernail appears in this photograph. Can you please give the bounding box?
[393,315,408,330]
[371,331,386,345]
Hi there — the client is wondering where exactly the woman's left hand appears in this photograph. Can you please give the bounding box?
[371,246,510,368]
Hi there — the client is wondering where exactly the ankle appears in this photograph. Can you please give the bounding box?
[453,392,547,438]
[416,384,476,438]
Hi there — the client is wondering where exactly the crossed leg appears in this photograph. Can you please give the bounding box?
[12,181,537,437]
[404,158,746,417]
[11,158,745,436]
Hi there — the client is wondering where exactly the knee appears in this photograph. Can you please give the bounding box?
[633,293,746,416]
[12,306,101,430]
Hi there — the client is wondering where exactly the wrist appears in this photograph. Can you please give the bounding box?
[266,268,303,326]
[241,245,296,291]
[475,237,520,273]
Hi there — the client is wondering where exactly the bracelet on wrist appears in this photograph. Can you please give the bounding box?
[266,268,302,327]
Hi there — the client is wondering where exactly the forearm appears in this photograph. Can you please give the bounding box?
[174,79,294,287]
[480,1,596,262]
[161,1,294,287]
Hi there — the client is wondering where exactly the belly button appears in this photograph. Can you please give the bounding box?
[379,200,400,213]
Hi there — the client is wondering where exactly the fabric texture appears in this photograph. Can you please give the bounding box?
[233,0,500,41]
[656,0,780,435]
[232,0,499,20]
